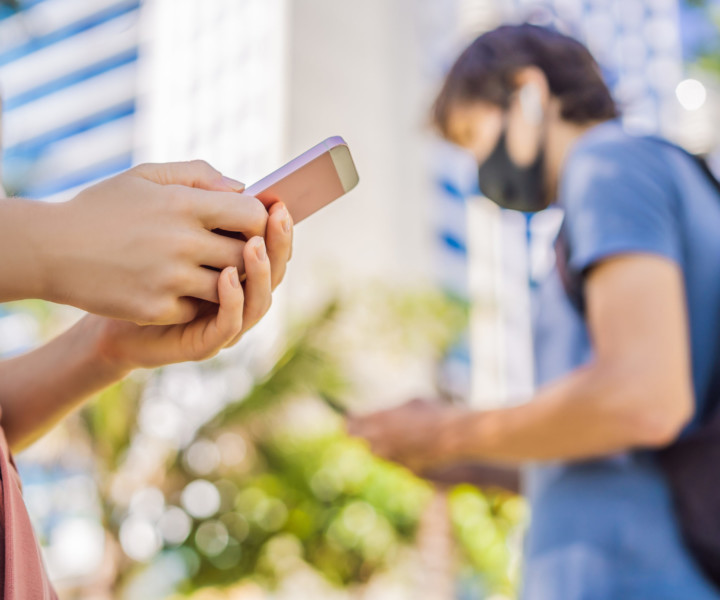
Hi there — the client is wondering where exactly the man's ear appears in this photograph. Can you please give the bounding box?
[512,67,551,111]
[505,67,549,167]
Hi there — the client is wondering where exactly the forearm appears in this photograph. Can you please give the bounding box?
[442,362,677,464]
[0,316,129,451]
[0,198,58,302]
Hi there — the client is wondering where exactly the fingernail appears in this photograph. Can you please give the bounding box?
[281,208,292,233]
[254,238,267,261]
[221,176,245,192]
[229,266,240,288]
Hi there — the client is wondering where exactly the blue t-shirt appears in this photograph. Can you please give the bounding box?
[524,120,720,600]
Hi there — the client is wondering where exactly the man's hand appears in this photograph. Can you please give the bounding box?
[347,399,462,474]
[30,160,289,325]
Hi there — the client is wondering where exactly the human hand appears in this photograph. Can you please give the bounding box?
[346,399,462,474]
[37,160,278,325]
[90,235,274,371]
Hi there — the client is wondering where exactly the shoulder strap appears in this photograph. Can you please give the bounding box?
[653,137,720,196]
[554,224,584,312]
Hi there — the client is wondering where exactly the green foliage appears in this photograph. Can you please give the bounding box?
[160,291,458,592]
[684,0,720,78]
[2,299,61,337]
[449,485,527,596]
[207,301,347,427]
[81,377,143,470]
[72,288,520,597]
[173,433,431,592]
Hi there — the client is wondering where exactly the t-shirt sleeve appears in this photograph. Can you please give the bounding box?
[562,139,682,275]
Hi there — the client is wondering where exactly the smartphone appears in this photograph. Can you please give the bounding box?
[246,136,359,224]
[216,136,358,244]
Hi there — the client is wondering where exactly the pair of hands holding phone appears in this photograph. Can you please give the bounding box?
[35,159,293,374]
[0,159,294,451]
[1,138,357,449]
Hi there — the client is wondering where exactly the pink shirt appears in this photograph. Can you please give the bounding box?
[0,424,57,599]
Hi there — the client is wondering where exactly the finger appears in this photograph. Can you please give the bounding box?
[132,160,245,192]
[185,268,221,304]
[346,422,400,462]
[240,237,272,334]
[364,438,397,462]
[346,417,364,438]
[408,398,431,409]
[212,266,246,343]
[346,416,384,441]
[346,419,378,448]
[174,297,204,324]
[194,299,219,319]
[186,188,268,237]
[266,202,293,290]
[141,296,201,326]
[192,266,245,357]
[193,232,247,272]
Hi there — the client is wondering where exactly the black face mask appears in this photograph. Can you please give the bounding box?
[477,122,548,212]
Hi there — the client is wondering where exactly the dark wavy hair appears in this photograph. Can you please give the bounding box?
[433,24,618,138]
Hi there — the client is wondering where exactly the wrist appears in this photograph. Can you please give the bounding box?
[435,409,468,463]
[0,199,56,301]
[436,408,496,463]
[74,315,133,382]
[27,200,72,304]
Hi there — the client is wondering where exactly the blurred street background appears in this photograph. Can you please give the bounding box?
[1,0,719,598]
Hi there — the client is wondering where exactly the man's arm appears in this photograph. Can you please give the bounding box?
[350,254,694,466]
[450,254,693,462]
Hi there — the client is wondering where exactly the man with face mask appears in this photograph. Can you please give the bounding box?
[476,83,548,212]
[349,24,720,599]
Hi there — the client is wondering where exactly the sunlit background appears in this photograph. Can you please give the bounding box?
[0,0,719,598]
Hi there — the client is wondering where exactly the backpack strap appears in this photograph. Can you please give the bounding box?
[649,135,720,195]
[554,223,584,312]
